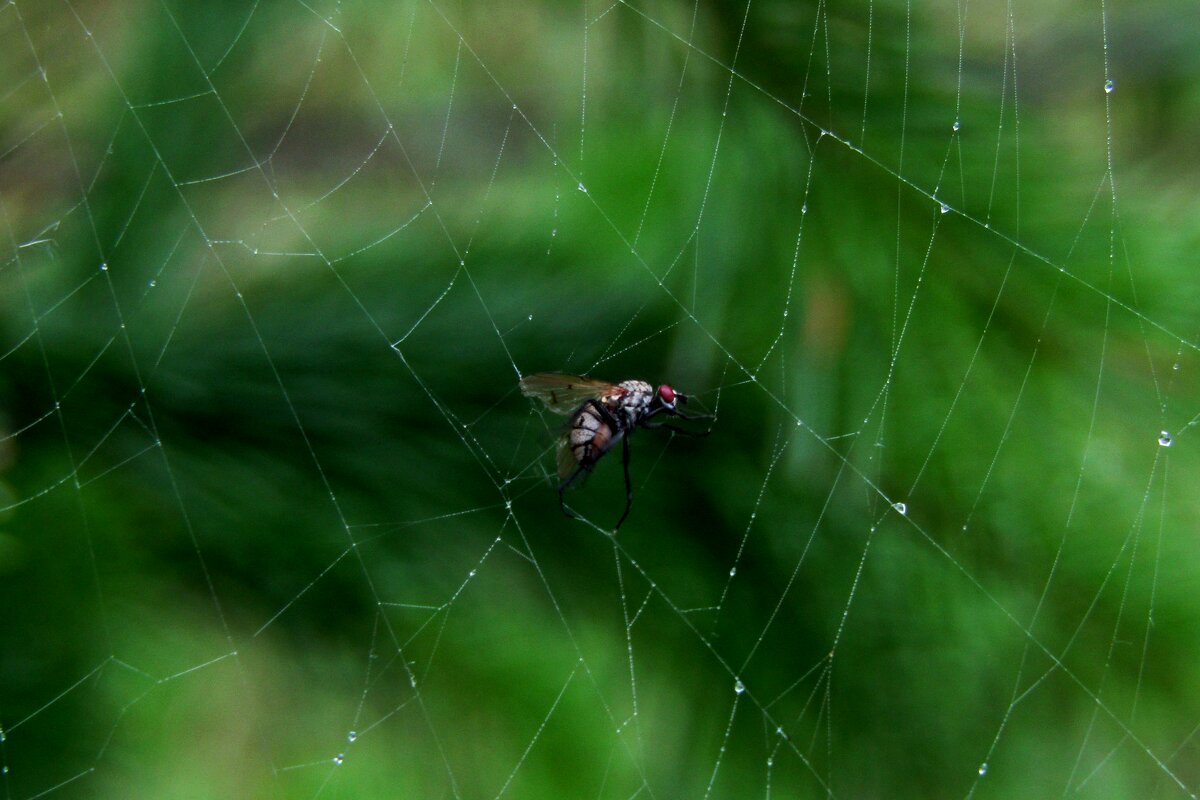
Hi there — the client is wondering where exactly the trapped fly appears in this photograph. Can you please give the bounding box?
[519,372,713,530]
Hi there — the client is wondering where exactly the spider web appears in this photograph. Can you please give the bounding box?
[2,0,1199,797]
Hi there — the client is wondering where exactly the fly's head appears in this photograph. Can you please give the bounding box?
[655,384,678,411]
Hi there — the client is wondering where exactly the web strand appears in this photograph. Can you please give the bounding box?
[2,1,1196,797]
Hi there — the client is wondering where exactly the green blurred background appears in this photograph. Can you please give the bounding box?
[2,0,1200,797]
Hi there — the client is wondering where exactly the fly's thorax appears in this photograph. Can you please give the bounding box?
[609,380,653,427]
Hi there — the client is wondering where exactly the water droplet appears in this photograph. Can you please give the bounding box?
[1172,362,1181,371]
[766,757,774,767]
[1158,431,1173,447]
[940,203,950,214]
[776,726,786,737]
[782,308,789,317]
[728,567,737,577]
[333,754,345,765]
[952,119,961,131]
[801,204,808,215]
[347,730,358,743]
[527,314,533,321]
[577,182,587,193]
[893,502,907,515]
[978,762,988,776]
[734,679,745,694]
[469,569,477,577]
[550,228,557,237]
[410,676,417,688]
[99,263,108,271]
[1104,79,1114,93]
[148,279,157,288]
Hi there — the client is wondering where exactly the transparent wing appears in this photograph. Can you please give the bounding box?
[519,373,618,415]
[556,436,579,483]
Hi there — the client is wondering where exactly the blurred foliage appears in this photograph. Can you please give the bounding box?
[2,0,1200,797]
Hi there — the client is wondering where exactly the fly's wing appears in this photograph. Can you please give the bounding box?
[519,373,618,415]
[556,436,579,483]
[556,433,614,485]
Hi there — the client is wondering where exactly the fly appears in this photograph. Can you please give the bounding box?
[519,372,713,530]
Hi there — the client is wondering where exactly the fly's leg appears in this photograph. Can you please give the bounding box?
[558,483,573,519]
[673,394,717,432]
[558,463,590,519]
[640,419,712,437]
[613,434,633,531]
[640,397,715,436]
[581,398,623,431]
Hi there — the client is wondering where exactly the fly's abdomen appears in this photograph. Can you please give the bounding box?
[569,405,615,468]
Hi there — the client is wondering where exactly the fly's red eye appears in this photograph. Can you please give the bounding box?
[658,384,676,405]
